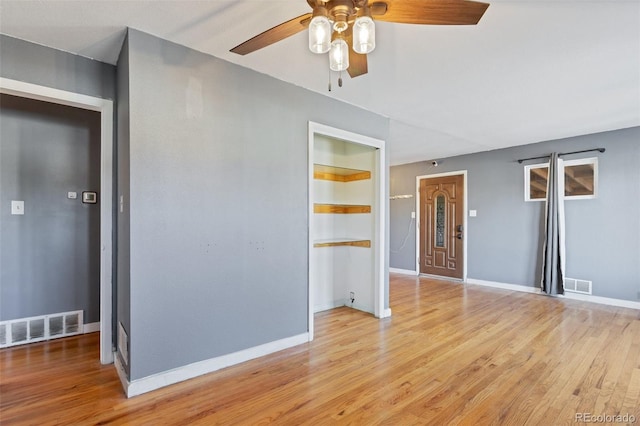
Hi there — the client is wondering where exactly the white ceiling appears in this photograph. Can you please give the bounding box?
[1,0,639,165]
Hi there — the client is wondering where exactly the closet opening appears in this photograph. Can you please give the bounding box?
[308,122,387,340]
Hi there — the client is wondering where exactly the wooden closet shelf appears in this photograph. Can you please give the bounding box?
[314,204,371,214]
[313,239,371,248]
[314,164,371,182]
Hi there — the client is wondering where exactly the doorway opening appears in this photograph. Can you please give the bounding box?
[1,77,114,364]
[416,171,467,281]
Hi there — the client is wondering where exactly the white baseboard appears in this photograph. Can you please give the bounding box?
[314,300,347,313]
[114,354,130,395]
[466,278,541,294]
[389,267,418,276]
[421,273,463,283]
[83,322,100,333]
[121,333,309,398]
[350,301,374,314]
[560,292,640,310]
[382,308,392,318]
[466,278,640,310]
[316,300,379,316]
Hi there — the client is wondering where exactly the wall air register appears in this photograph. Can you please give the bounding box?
[564,278,592,295]
[0,310,83,348]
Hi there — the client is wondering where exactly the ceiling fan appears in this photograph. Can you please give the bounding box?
[230,0,490,80]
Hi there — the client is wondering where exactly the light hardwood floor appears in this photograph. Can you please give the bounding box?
[1,274,639,425]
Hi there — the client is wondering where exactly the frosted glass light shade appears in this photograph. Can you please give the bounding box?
[329,38,349,71]
[309,15,331,54]
[353,16,375,54]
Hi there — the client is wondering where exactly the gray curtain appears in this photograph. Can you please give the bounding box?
[541,153,565,295]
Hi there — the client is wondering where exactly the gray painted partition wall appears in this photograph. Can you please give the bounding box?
[121,29,389,380]
[390,127,640,302]
[0,35,116,101]
[0,35,117,324]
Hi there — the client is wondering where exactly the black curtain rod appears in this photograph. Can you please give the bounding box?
[517,148,605,164]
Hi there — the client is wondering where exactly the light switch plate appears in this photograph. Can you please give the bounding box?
[11,200,24,215]
[469,210,477,217]
[82,191,97,204]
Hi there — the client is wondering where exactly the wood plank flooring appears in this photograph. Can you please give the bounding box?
[1,274,639,425]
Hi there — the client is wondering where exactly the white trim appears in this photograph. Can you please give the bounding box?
[561,292,640,310]
[421,273,463,283]
[524,157,598,202]
[83,322,101,334]
[314,300,348,313]
[114,355,130,395]
[0,77,114,365]
[415,170,468,281]
[122,333,309,398]
[308,122,385,150]
[389,268,418,276]
[377,146,387,320]
[382,308,392,318]
[1,78,107,112]
[562,157,598,200]
[466,278,542,294]
[350,300,376,313]
[524,162,549,202]
[308,121,388,339]
[307,125,315,341]
[466,278,640,310]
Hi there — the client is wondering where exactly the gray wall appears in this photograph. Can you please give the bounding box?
[1,94,101,322]
[0,34,116,101]
[121,29,389,380]
[390,127,640,302]
[1,34,117,328]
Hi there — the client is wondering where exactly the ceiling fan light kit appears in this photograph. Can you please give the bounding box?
[309,1,374,75]
[309,6,332,53]
[353,8,376,54]
[230,0,490,81]
[330,37,350,71]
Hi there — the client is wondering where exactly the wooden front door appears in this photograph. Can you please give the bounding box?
[419,174,464,279]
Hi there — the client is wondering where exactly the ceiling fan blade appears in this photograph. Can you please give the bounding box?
[230,13,312,55]
[343,30,368,78]
[371,0,489,25]
[348,48,368,78]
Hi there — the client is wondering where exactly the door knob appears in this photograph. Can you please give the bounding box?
[456,233,463,240]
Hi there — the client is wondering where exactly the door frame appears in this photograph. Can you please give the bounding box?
[308,121,387,341]
[1,77,114,364]
[415,170,468,281]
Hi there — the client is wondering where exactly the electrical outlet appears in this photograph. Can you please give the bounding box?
[350,292,354,299]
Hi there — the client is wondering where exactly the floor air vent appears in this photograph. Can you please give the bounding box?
[0,310,83,348]
[564,278,592,295]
